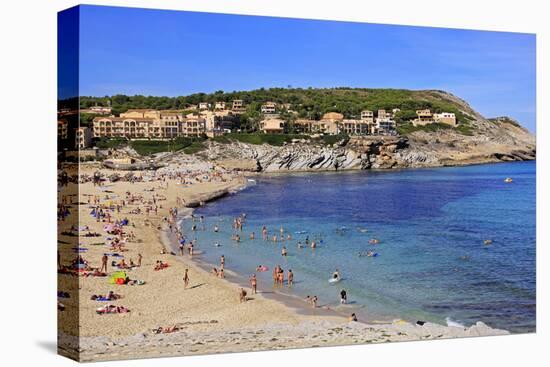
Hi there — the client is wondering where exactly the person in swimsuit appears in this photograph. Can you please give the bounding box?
[340,289,347,304]
[100,254,108,273]
[183,269,189,289]
[311,296,318,308]
[288,269,294,287]
[250,274,257,294]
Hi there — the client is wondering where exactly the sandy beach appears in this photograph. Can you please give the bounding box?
[57,157,508,362]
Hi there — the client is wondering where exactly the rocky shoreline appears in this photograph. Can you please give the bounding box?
[187,107,533,172]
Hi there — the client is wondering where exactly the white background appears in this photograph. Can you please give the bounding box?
[0,0,547,365]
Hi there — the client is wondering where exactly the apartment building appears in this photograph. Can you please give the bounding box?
[376,118,397,135]
[261,101,277,114]
[120,109,161,119]
[89,106,112,115]
[260,118,285,134]
[377,109,389,120]
[434,112,457,126]
[58,120,68,140]
[214,101,226,110]
[182,114,207,137]
[360,110,374,123]
[413,109,457,127]
[294,119,315,134]
[412,109,434,126]
[76,127,92,149]
[232,100,246,113]
[341,119,371,135]
[92,111,206,140]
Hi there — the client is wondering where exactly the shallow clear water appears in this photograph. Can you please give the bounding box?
[181,161,536,333]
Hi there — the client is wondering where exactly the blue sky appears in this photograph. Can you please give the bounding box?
[74,5,536,132]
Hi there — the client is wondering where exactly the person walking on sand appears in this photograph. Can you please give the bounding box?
[100,253,108,273]
[183,269,189,289]
[137,253,142,267]
[250,274,257,294]
[239,287,247,303]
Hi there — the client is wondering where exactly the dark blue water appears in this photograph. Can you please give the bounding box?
[182,161,536,333]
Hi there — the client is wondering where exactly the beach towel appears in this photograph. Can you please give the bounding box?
[108,271,127,284]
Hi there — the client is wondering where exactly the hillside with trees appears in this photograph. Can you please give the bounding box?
[79,87,477,129]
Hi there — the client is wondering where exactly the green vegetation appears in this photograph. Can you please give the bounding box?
[79,112,96,127]
[128,137,204,156]
[78,87,475,125]
[455,123,475,136]
[397,121,475,136]
[397,122,453,135]
[488,117,521,128]
[218,133,310,146]
[95,137,127,149]
[211,135,232,144]
[76,87,497,155]
[182,141,206,155]
[319,133,350,145]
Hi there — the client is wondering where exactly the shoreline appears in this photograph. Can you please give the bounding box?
[163,211,360,325]
[58,161,511,362]
[166,166,531,331]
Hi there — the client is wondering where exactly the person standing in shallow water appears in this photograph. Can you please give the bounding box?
[288,269,294,287]
[250,274,257,294]
[340,289,347,304]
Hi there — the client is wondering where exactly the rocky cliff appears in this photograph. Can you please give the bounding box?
[172,89,536,172]
[200,117,535,172]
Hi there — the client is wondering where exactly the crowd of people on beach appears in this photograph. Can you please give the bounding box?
[171,208,360,322]
[58,162,360,331]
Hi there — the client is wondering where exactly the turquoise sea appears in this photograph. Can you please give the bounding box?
[180,161,536,333]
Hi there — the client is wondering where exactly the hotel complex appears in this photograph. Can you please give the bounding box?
[85,98,457,141]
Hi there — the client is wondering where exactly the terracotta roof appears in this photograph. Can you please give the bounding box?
[321,112,344,120]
